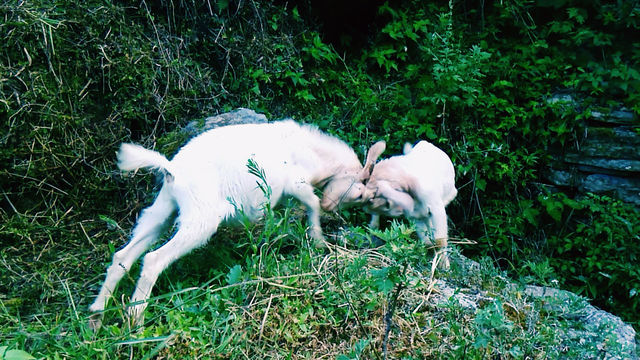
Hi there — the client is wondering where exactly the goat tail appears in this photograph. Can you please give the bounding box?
[117,143,173,174]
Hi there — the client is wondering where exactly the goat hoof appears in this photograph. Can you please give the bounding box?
[312,237,327,249]
[438,255,450,270]
[88,313,103,332]
[126,305,146,328]
[307,228,325,245]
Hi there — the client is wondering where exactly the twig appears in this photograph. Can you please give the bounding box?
[60,278,79,321]
[79,222,97,250]
[383,263,408,360]
[258,294,273,341]
[4,171,69,195]
[1,187,19,214]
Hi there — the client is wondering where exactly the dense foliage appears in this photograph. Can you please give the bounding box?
[1,0,639,357]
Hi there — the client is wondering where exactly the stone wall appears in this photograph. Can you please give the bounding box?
[545,96,640,207]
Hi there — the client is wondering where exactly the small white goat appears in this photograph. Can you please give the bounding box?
[363,140,457,269]
[89,120,385,328]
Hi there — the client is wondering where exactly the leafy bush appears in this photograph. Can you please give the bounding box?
[541,193,640,324]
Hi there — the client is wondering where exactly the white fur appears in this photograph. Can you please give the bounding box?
[363,140,457,269]
[117,143,173,174]
[89,120,385,327]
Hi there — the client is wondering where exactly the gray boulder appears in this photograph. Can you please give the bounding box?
[183,108,269,136]
[430,256,637,359]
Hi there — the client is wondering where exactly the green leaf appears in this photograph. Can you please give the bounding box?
[522,206,540,226]
[544,199,564,222]
[475,178,487,192]
[567,8,587,24]
[493,80,514,88]
[99,215,121,231]
[215,0,228,13]
[0,347,36,360]
[295,89,316,101]
[226,265,243,285]
[371,267,396,293]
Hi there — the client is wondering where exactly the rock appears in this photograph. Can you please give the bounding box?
[544,169,640,206]
[545,168,577,187]
[544,92,639,208]
[430,256,638,359]
[576,127,640,160]
[590,108,637,125]
[183,108,268,136]
[547,92,637,126]
[525,285,637,360]
[546,92,582,112]
[563,155,640,175]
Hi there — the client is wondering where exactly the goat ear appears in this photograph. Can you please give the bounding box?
[401,175,432,218]
[361,140,386,180]
[377,182,415,214]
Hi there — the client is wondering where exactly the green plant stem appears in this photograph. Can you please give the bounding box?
[382,263,408,360]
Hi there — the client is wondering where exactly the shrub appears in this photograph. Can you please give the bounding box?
[541,193,640,325]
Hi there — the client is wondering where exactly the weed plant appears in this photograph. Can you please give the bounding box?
[2,179,630,358]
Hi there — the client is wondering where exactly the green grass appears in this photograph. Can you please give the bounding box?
[1,202,632,359]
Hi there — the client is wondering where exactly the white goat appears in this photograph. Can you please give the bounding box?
[363,140,457,269]
[89,120,385,328]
